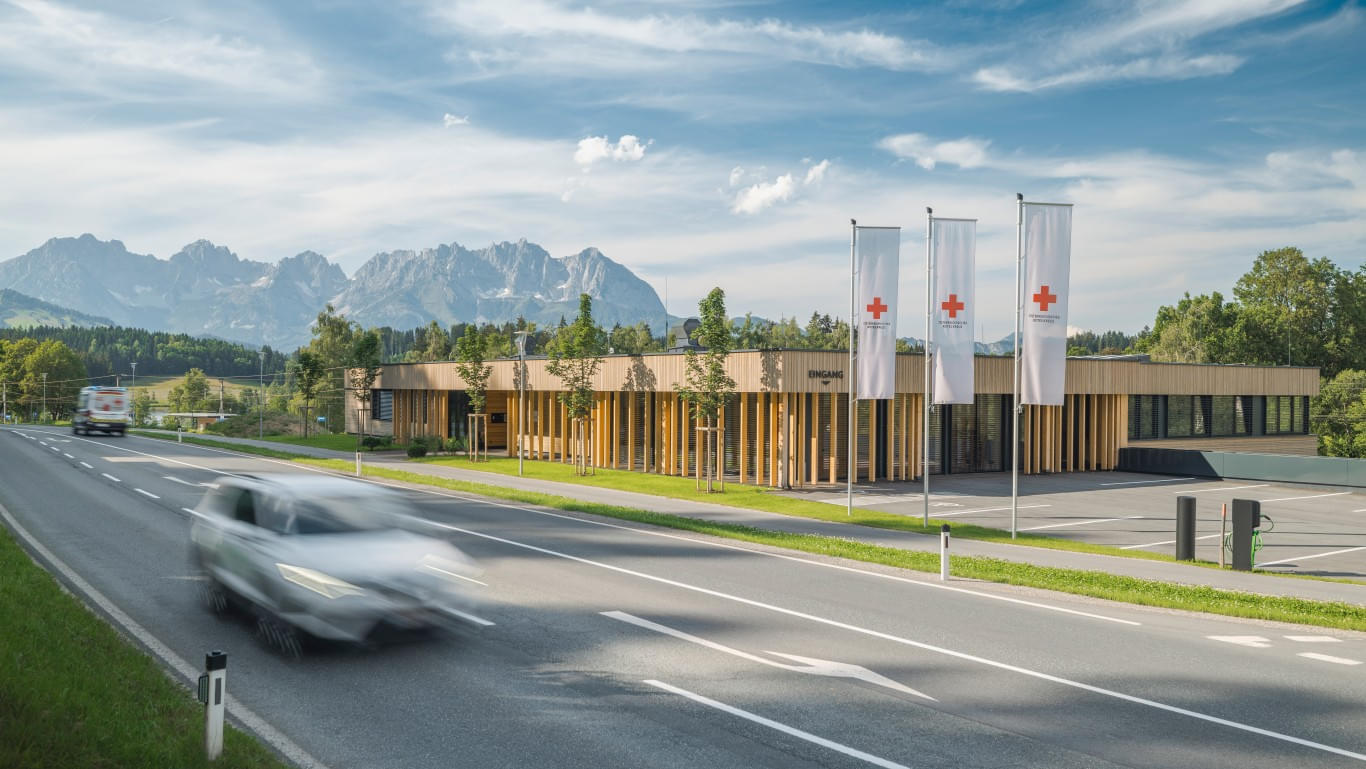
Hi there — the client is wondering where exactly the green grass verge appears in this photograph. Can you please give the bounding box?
[128,431,1366,630]
[246,433,369,452]
[0,526,291,769]
[130,431,302,460]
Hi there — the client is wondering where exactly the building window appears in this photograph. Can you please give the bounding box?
[1128,395,1160,439]
[372,390,393,421]
[1167,396,1192,438]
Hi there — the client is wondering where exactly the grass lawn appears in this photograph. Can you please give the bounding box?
[255,433,371,452]
[0,526,292,769]
[130,374,255,402]
[127,432,1366,630]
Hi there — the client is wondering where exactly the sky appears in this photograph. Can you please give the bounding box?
[0,0,1363,340]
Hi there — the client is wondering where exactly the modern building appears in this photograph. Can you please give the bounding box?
[346,350,1318,486]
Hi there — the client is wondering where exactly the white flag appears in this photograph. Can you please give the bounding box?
[932,219,976,404]
[1021,203,1072,405]
[856,227,901,400]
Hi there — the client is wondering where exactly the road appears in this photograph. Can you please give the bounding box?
[790,471,1366,578]
[3,425,1365,769]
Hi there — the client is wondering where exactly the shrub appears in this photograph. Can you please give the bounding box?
[444,436,466,453]
[406,444,428,458]
[361,436,383,450]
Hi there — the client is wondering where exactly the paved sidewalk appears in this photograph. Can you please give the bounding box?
[136,431,1366,606]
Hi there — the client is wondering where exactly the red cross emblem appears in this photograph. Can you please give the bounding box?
[1033,285,1057,312]
[941,294,965,318]
[866,297,888,319]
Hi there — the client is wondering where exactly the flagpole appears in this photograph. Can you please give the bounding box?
[1012,193,1023,539]
[848,219,856,517]
[923,207,932,527]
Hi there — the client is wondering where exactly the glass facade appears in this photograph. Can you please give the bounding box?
[1128,394,1308,440]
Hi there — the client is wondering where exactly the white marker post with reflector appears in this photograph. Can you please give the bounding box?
[198,650,227,760]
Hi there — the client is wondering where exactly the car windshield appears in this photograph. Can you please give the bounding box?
[287,494,410,535]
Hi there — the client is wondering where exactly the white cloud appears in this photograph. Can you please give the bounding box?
[804,159,830,185]
[878,134,990,170]
[731,173,795,215]
[974,54,1243,93]
[575,134,649,167]
[428,0,942,73]
[728,166,745,187]
[443,113,470,127]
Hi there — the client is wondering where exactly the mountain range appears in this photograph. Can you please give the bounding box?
[0,288,114,329]
[0,235,666,350]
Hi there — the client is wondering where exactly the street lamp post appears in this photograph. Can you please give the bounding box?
[258,350,265,440]
[514,331,530,477]
[41,372,47,423]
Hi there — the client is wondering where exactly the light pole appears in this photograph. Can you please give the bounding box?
[131,361,136,390]
[41,372,47,423]
[514,331,530,476]
[258,350,265,440]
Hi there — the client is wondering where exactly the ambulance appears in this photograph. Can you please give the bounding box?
[74,386,130,436]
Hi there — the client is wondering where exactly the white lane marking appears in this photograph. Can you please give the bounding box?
[1259,492,1351,503]
[134,488,160,499]
[605,611,934,701]
[58,432,251,480]
[442,607,495,627]
[1120,533,1221,550]
[163,475,220,489]
[50,446,60,452]
[1286,636,1342,643]
[930,503,1050,519]
[644,680,911,769]
[430,523,1362,761]
[182,507,207,519]
[1173,484,1269,494]
[63,453,74,458]
[1298,653,1362,666]
[1022,515,1144,532]
[101,473,121,483]
[1258,546,1366,567]
[1208,636,1272,648]
[0,501,331,769]
[39,441,48,446]
[1101,477,1194,486]
[79,461,93,469]
[421,563,488,587]
[1354,509,1366,513]
[397,485,1140,626]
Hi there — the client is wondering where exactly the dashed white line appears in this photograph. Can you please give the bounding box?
[1208,636,1272,648]
[1101,477,1194,486]
[50,446,60,452]
[1259,492,1351,503]
[1022,515,1144,531]
[79,461,93,469]
[1298,653,1362,666]
[1259,546,1366,567]
[63,453,74,459]
[101,473,120,483]
[1120,533,1221,550]
[1286,636,1341,644]
[645,680,911,769]
[134,488,160,499]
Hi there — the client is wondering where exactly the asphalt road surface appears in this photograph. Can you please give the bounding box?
[790,472,1366,578]
[3,425,1365,769]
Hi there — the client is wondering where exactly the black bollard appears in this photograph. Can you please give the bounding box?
[1230,498,1261,571]
[1175,496,1196,561]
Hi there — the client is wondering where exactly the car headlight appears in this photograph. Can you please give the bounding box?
[276,563,367,599]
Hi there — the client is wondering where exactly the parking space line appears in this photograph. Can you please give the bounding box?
[1297,653,1362,666]
[1100,477,1194,486]
[1259,546,1366,567]
[1173,484,1268,494]
[1120,533,1220,550]
[1259,492,1351,503]
[1022,515,1144,531]
[931,504,1050,518]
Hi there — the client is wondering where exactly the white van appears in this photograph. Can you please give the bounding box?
[74,386,130,436]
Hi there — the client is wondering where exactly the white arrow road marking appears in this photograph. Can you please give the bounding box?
[1285,636,1342,643]
[1298,653,1362,666]
[606,610,936,701]
[1208,636,1272,648]
[645,680,912,769]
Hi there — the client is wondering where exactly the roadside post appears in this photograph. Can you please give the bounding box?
[356,451,362,477]
[197,650,227,760]
[1175,496,1196,561]
[939,524,950,581]
[1230,498,1260,571]
[177,427,183,443]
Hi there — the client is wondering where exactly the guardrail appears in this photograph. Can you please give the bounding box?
[1117,447,1366,487]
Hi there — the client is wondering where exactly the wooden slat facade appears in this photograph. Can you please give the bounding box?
[348,351,1316,485]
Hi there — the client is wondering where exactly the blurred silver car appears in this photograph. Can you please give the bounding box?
[190,473,482,644]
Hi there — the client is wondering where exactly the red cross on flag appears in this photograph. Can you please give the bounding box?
[1021,202,1072,405]
[855,226,901,400]
[931,217,976,405]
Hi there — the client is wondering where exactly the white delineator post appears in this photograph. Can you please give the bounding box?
[356,451,362,477]
[201,650,227,760]
[939,524,950,581]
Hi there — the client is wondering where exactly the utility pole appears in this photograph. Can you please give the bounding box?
[131,361,136,390]
[258,350,265,440]
[3,381,7,424]
[41,373,47,423]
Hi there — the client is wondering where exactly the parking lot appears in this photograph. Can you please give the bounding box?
[785,471,1366,579]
